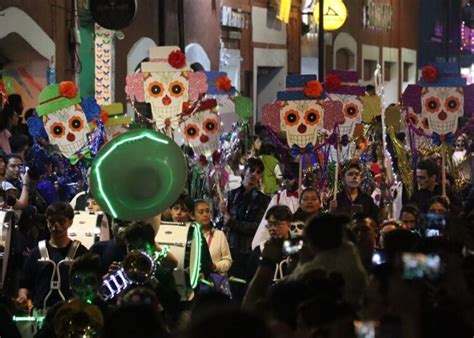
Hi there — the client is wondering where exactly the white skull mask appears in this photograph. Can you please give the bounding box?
[290,221,305,238]
[280,100,323,147]
[143,71,189,128]
[421,87,464,135]
[329,93,362,137]
[180,109,222,157]
[43,106,90,158]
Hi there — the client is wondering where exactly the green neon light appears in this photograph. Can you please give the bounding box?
[13,315,45,322]
[190,222,202,289]
[94,131,169,218]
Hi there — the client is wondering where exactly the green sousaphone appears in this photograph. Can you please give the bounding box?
[90,129,187,221]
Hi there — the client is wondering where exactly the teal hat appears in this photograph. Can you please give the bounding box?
[36,81,81,117]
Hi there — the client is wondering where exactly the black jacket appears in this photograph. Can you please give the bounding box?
[333,189,379,222]
[226,186,270,255]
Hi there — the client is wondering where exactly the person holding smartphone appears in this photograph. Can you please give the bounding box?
[247,205,293,283]
[330,161,379,222]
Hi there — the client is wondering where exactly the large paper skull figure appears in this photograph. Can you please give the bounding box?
[276,75,325,147]
[179,99,221,157]
[125,46,190,131]
[421,87,464,135]
[125,46,209,133]
[323,70,365,137]
[402,63,474,140]
[142,47,191,128]
[36,81,90,158]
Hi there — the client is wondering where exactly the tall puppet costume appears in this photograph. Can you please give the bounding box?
[402,62,474,143]
[125,46,207,136]
[277,74,325,148]
[36,82,91,159]
[323,70,365,164]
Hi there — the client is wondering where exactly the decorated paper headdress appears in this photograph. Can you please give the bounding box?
[36,82,94,160]
[37,81,80,117]
[125,46,210,133]
[179,99,221,157]
[323,70,365,136]
[421,63,465,138]
[276,74,325,148]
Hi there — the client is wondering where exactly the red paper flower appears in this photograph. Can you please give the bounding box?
[422,65,438,83]
[303,80,323,98]
[100,110,109,124]
[168,50,186,69]
[325,74,342,91]
[215,76,232,92]
[59,81,78,99]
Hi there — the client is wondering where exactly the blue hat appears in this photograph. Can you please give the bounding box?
[205,71,237,96]
[277,74,326,101]
[419,62,466,87]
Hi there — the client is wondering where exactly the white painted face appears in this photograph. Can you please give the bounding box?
[280,100,323,147]
[43,105,90,158]
[143,71,189,127]
[180,109,222,157]
[421,87,464,135]
[328,93,362,137]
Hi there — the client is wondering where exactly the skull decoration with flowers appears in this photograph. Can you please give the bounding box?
[402,63,474,144]
[125,46,208,133]
[179,99,221,157]
[323,70,365,137]
[36,81,91,159]
[277,74,325,147]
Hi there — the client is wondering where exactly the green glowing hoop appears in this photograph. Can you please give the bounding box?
[90,129,187,221]
[190,222,202,289]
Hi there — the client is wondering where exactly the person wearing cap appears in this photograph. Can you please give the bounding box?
[221,157,270,301]
[251,162,300,251]
[330,161,379,222]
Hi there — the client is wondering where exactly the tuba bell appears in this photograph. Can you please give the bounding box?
[90,129,187,221]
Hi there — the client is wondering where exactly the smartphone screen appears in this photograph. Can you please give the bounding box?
[371,250,386,266]
[401,253,441,280]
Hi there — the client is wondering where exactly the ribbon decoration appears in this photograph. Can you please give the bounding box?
[290,143,315,158]
[431,132,454,146]
[290,143,319,172]
[70,148,92,165]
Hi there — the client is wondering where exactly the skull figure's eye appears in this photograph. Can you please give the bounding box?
[284,109,300,126]
[169,81,185,98]
[424,97,440,113]
[184,124,199,140]
[304,109,320,125]
[344,103,359,118]
[50,122,65,138]
[148,81,164,98]
[69,116,84,132]
[444,96,460,113]
[203,119,219,134]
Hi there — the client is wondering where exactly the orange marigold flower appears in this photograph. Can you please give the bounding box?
[303,80,323,98]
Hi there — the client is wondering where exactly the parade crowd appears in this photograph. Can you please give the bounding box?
[0,86,473,338]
